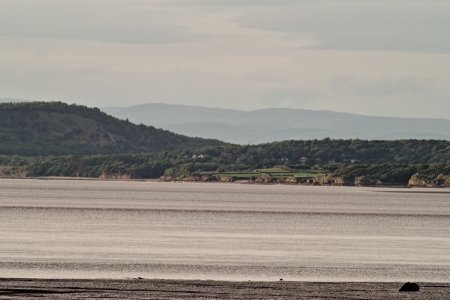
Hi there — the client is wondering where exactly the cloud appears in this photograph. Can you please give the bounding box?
[1,1,449,119]
[3,1,448,51]
[233,1,450,53]
[0,1,209,44]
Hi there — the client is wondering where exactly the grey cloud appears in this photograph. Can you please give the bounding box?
[0,1,208,44]
[1,1,449,119]
[3,0,448,51]
[235,1,450,53]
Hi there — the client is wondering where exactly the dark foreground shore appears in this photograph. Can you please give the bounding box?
[0,279,449,299]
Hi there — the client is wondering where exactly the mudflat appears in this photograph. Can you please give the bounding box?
[0,278,449,299]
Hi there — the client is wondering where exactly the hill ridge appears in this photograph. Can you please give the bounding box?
[103,103,450,144]
[0,102,222,156]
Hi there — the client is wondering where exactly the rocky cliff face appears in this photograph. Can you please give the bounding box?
[445,177,450,187]
[312,176,351,186]
[354,176,384,187]
[0,166,27,178]
[100,173,132,180]
[160,172,450,188]
[408,173,450,188]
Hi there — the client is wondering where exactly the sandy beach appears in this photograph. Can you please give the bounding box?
[0,278,448,299]
[2,181,449,299]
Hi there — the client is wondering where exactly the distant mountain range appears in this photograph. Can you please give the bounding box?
[0,102,221,156]
[103,103,450,144]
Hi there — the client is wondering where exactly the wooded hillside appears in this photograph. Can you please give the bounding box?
[0,102,222,155]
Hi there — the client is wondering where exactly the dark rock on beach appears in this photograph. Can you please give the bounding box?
[399,282,420,292]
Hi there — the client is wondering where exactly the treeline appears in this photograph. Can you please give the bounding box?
[0,154,172,179]
[1,141,449,187]
[0,102,221,155]
[201,139,450,167]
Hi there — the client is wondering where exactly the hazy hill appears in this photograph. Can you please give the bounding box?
[0,102,221,156]
[103,103,450,144]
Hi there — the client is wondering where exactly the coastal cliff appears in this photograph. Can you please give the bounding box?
[408,173,450,188]
[160,173,450,188]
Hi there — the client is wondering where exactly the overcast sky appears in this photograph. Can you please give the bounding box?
[1,0,449,118]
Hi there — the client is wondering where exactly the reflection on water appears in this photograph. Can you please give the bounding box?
[0,179,449,282]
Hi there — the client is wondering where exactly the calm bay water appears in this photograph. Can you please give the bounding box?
[0,179,449,282]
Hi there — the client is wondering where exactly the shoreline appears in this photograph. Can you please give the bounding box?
[1,278,449,299]
[1,175,450,189]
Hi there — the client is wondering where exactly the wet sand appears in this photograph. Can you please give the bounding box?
[0,278,449,299]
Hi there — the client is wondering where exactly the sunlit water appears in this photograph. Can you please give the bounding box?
[0,179,449,282]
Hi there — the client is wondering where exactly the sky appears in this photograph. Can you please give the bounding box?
[1,0,450,119]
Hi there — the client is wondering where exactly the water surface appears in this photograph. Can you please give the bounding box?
[0,179,449,282]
